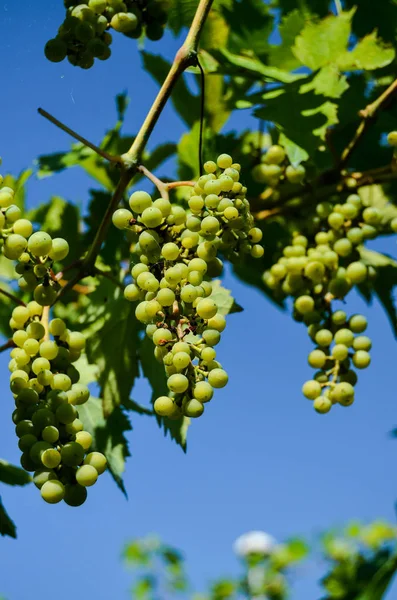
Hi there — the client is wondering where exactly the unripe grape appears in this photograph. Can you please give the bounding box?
[76,464,98,486]
[353,335,372,351]
[129,191,152,213]
[332,382,355,406]
[41,480,65,503]
[64,484,88,507]
[352,350,371,369]
[217,154,233,169]
[3,234,27,259]
[154,396,177,417]
[308,349,326,368]
[42,426,59,443]
[208,368,228,388]
[331,344,349,361]
[41,449,61,469]
[184,399,204,418]
[56,403,77,424]
[196,298,218,320]
[45,38,67,62]
[346,261,367,283]
[313,396,331,414]
[152,328,173,346]
[302,380,322,400]
[13,219,33,238]
[61,442,85,467]
[285,164,305,184]
[167,374,189,393]
[349,314,367,333]
[84,452,107,474]
[295,295,315,315]
[334,328,354,347]
[33,469,58,489]
[193,381,213,402]
[111,12,138,33]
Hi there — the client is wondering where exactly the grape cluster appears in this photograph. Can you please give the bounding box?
[262,192,389,413]
[0,181,68,304]
[113,154,263,419]
[10,309,107,505]
[45,0,168,69]
[251,144,306,193]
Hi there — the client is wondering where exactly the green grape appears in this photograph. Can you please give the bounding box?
[349,314,367,333]
[295,295,315,315]
[202,329,221,346]
[313,396,332,414]
[45,38,68,62]
[346,261,367,284]
[387,131,397,146]
[129,191,152,213]
[18,434,38,452]
[61,442,85,467]
[184,399,204,418]
[308,350,326,368]
[208,368,228,388]
[161,242,180,261]
[41,449,61,469]
[352,350,371,369]
[67,332,86,351]
[42,426,59,443]
[41,480,65,503]
[196,298,218,320]
[111,12,138,32]
[64,484,88,507]
[314,329,333,347]
[156,288,175,306]
[75,431,93,451]
[84,452,107,474]
[173,352,191,370]
[285,164,305,184]
[167,374,189,393]
[33,469,58,489]
[34,284,57,306]
[193,381,213,403]
[3,234,27,260]
[140,206,163,228]
[39,341,59,360]
[334,329,354,347]
[332,311,347,326]
[152,328,173,346]
[56,403,77,425]
[32,408,55,430]
[333,238,352,257]
[331,344,349,361]
[49,318,66,337]
[49,238,69,261]
[30,441,52,464]
[352,336,372,351]
[76,464,98,487]
[302,380,322,400]
[27,231,52,257]
[124,283,141,302]
[363,207,381,226]
[331,382,355,406]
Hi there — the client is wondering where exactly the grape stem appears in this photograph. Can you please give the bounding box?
[0,339,14,354]
[340,77,397,168]
[0,287,26,307]
[138,165,169,200]
[41,305,50,342]
[37,108,123,165]
[51,0,214,306]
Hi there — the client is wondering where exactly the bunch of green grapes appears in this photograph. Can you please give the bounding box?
[45,0,169,69]
[112,153,263,419]
[10,309,107,505]
[0,183,68,304]
[251,144,306,193]
[263,192,397,414]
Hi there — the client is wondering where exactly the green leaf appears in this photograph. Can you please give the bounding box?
[141,52,200,127]
[355,554,397,600]
[278,133,309,166]
[219,0,273,57]
[359,248,397,336]
[139,336,190,451]
[36,145,114,191]
[302,64,349,99]
[0,460,31,486]
[83,289,140,417]
[0,497,16,539]
[177,121,201,181]
[209,280,243,315]
[84,189,126,264]
[337,31,395,71]
[292,9,355,70]
[78,396,131,495]
[268,10,306,71]
[284,538,309,561]
[213,48,303,84]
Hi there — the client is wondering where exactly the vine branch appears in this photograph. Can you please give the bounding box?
[38,108,122,165]
[51,0,213,305]
[0,339,14,354]
[0,287,26,307]
[340,77,397,167]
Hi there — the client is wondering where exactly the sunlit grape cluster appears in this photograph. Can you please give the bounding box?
[9,308,107,505]
[262,192,392,413]
[251,144,306,193]
[0,180,68,304]
[45,0,169,69]
[113,154,263,419]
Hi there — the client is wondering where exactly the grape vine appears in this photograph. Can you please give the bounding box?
[113,154,263,419]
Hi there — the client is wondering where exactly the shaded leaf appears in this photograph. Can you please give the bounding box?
[0,497,16,539]
[78,396,131,495]
[0,460,31,486]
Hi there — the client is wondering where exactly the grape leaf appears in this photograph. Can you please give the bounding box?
[78,396,132,496]
[337,31,395,71]
[139,336,189,452]
[268,10,306,71]
[219,0,273,57]
[209,280,243,315]
[0,460,31,486]
[358,248,397,337]
[0,497,16,539]
[84,289,140,417]
[292,9,355,70]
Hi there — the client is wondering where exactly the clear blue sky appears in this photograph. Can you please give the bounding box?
[1,3,397,599]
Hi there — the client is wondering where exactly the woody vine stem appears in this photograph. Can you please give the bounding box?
[38,0,215,303]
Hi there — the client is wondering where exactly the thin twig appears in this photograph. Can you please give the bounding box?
[138,165,169,200]
[94,267,125,291]
[340,78,397,168]
[38,108,123,165]
[197,58,206,175]
[0,339,14,353]
[0,287,26,306]
[166,181,196,190]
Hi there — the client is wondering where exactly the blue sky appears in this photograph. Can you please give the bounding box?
[1,3,397,599]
